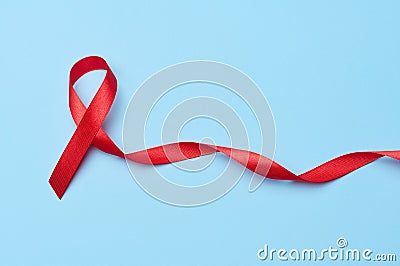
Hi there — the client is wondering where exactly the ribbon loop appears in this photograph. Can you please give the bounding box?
[49,56,122,199]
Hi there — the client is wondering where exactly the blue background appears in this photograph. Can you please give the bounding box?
[1,1,399,265]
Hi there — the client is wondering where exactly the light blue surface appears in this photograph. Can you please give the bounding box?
[1,1,399,265]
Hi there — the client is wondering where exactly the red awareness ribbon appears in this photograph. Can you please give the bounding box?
[49,56,400,199]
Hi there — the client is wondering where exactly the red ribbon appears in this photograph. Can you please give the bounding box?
[49,56,400,199]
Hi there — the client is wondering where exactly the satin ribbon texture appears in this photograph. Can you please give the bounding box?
[49,56,400,199]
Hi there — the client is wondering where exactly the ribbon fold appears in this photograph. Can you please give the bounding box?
[49,56,400,199]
